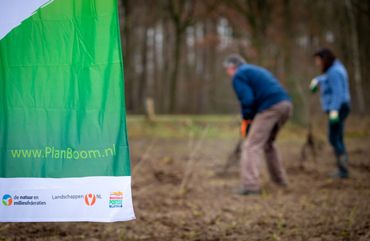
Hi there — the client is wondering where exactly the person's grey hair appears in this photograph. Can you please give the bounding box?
[223,54,246,68]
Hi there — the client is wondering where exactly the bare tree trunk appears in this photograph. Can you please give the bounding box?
[152,26,159,111]
[194,23,203,113]
[120,0,133,111]
[161,21,172,113]
[191,26,198,113]
[183,27,193,113]
[154,24,162,113]
[169,28,182,113]
[165,0,196,113]
[137,25,149,112]
[200,21,212,114]
[345,0,365,114]
[245,0,272,64]
[202,19,217,114]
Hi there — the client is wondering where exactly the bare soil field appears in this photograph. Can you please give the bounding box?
[1,116,370,241]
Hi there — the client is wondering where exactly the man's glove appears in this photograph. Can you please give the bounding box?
[309,78,319,93]
[329,110,339,124]
[240,119,252,138]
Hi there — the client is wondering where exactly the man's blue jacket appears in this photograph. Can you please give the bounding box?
[232,64,291,120]
[315,60,351,112]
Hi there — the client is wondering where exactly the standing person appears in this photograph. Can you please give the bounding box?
[224,54,292,195]
[310,48,351,178]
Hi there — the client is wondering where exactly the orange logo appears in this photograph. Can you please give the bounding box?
[84,193,96,206]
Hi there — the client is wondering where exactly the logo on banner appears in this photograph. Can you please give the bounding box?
[2,194,13,206]
[109,192,123,208]
[84,193,96,206]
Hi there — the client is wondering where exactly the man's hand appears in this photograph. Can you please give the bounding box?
[309,78,319,93]
[240,119,252,138]
[329,110,339,124]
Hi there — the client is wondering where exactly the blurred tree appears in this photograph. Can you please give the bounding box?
[345,0,365,114]
[120,0,133,110]
[165,0,197,113]
[222,0,272,63]
[118,0,370,118]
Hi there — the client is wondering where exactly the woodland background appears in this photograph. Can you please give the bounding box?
[119,0,370,123]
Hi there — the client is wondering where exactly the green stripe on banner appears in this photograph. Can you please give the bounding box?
[0,0,131,178]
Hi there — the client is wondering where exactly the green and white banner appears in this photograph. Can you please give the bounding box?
[0,0,135,222]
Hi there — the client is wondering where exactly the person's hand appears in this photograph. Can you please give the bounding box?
[329,110,339,124]
[240,119,252,138]
[309,78,319,93]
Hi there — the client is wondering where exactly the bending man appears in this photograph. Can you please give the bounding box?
[224,54,292,195]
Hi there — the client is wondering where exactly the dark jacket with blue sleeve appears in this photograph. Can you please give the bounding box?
[232,64,291,120]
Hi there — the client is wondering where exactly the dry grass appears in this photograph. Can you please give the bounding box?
[1,115,369,241]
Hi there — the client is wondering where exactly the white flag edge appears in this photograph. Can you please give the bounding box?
[0,0,54,40]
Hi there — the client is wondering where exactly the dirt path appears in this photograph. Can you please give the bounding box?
[1,133,370,241]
